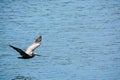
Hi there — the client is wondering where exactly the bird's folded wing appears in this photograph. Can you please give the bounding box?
[9,45,30,57]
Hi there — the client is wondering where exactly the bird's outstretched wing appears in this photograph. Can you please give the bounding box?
[9,45,30,57]
[25,36,42,55]
[35,36,42,43]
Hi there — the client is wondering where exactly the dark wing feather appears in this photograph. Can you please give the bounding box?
[35,36,42,43]
[9,45,30,57]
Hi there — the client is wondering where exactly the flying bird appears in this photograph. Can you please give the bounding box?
[9,36,42,59]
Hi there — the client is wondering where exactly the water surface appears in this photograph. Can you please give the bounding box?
[0,0,120,80]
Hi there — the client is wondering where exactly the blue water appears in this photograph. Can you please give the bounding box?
[0,0,120,80]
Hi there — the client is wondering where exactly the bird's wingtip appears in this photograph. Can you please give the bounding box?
[35,36,42,43]
[9,45,12,47]
[39,35,42,38]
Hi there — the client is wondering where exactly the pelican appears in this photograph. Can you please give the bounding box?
[9,36,42,59]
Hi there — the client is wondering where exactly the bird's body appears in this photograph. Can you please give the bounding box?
[9,36,42,59]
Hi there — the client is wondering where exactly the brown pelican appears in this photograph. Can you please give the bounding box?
[9,36,42,59]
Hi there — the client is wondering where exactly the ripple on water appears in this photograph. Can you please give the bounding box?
[11,76,33,80]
